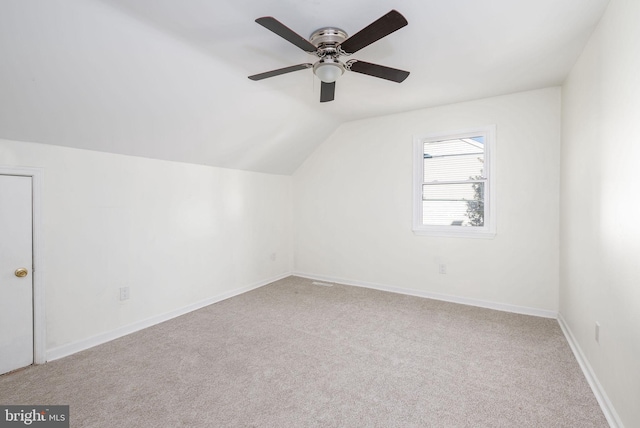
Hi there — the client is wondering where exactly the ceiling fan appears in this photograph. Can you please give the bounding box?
[248,10,410,103]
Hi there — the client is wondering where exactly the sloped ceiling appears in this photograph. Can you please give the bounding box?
[0,0,609,174]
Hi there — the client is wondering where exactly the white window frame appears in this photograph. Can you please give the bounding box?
[412,125,496,238]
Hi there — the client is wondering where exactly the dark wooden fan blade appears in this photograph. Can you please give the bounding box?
[248,63,313,81]
[255,17,318,53]
[320,81,335,102]
[338,10,408,55]
[348,60,409,83]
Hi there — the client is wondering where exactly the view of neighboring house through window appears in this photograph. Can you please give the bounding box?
[413,126,496,238]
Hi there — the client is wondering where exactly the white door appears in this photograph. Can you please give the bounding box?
[0,175,34,374]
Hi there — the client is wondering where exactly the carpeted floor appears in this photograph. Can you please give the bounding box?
[0,276,607,427]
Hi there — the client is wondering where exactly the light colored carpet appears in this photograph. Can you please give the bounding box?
[0,276,607,427]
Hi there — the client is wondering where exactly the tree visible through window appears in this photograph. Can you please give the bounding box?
[413,127,495,237]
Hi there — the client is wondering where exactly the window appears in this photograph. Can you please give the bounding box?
[412,126,496,238]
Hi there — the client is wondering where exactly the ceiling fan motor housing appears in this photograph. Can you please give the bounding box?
[310,27,348,55]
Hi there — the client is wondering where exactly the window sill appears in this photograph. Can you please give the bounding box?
[412,228,496,239]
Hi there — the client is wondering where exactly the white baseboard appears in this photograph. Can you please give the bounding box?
[46,273,291,362]
[293,272,558,319]
[557,314,623,428]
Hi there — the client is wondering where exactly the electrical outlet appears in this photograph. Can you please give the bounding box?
[595,322,600,344]
[439,264,447,274]
[119,287,130,301]
[270,252,277,262]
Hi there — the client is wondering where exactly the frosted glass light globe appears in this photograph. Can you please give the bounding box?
[314,63,344,83]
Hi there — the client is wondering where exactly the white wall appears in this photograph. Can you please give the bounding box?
[561,0,640,426]
[293,88,561,314]
[0,139,292,356]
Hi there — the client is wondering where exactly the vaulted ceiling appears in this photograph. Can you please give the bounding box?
[0,0,609,174]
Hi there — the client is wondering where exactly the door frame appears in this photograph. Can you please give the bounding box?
[0,166,45,364]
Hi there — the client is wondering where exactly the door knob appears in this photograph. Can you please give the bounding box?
[15,268,28,278]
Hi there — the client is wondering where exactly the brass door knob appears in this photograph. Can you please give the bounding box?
[15,268,28,278]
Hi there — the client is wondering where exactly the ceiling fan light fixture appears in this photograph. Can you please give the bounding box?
[313,60,344,83]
